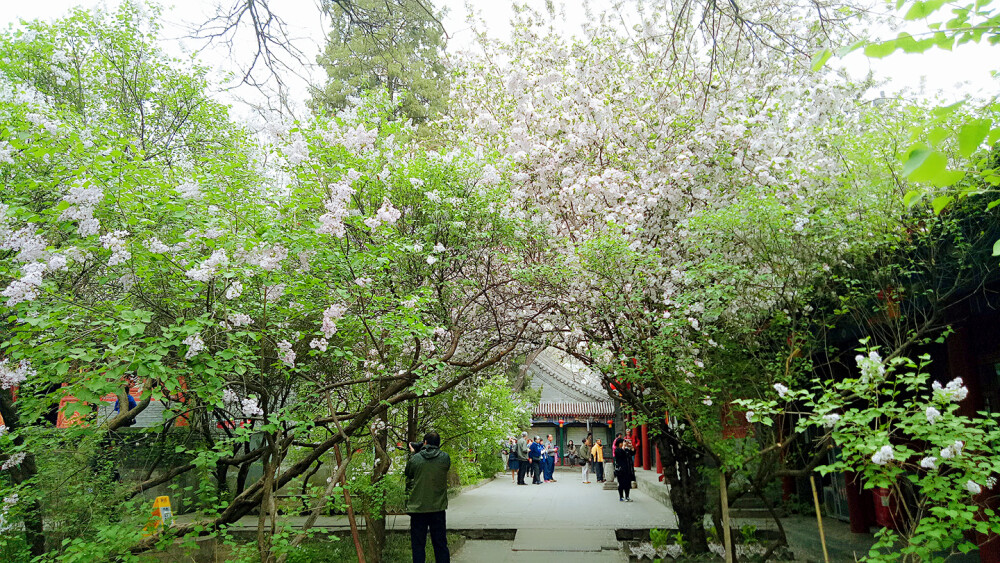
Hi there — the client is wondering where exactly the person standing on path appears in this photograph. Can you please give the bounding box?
[580,436,593,483]
[543,434,557,482]
[614,438,636,502]
[565,440,577,467]
[591,438,605,482]
[505,436,519,483]
[529,436,544,484]
[405,431,451,563]
[516,431,530,485]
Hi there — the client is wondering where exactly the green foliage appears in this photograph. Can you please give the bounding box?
[312,0,449,122]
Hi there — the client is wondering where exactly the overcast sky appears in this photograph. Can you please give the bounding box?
[2,0,995,119]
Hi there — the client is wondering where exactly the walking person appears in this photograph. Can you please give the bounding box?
[405,431,451,563]
[614,438,636,502]
[529,436,544,484]
[504,436,518,483]
[516,431,530,485]
[580,435,593,483]
[591,438,605,482]
[543,434,557,482]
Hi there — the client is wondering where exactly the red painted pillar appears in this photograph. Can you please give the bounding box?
[641,424,651,471]
[845,471,873,534]
[655,446,662,474]
[632,426,641,468]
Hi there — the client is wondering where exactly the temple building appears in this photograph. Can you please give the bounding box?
[523,347,617,462]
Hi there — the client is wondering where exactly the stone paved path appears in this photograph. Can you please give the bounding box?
[448,467,674,561]
[446,467,677,530]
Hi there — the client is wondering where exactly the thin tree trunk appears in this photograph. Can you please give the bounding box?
[1,389,46,557]
[656,430,709,553]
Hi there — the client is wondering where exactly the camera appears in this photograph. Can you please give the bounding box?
[395,441,424,453]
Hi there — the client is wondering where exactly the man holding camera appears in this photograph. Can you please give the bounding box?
[405,431,451,563]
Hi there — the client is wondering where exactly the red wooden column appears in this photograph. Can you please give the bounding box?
[641,424,651,470]
[632,426,641,468]
[655,445,662,473]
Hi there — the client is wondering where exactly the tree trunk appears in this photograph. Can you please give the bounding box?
[0,389,46,557]
[655,428,709,554]
[364,412,392,562]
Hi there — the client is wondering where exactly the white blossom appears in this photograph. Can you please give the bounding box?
[354,277,372,287]
[146,237,170,253]
[183,334,205,360]
[433,243,446,253]
[2,262,46,306]
[1,452,25,471]
[241,396,264,417]
[932,377,969,403]
[920,456,937,470]
[0,359,35,389]
[940,440,964,459]
[925,406,941,425]
[175,182,202,199]
[225,280,243,299]
[871,444,895,466]
[773,383,789,398]
[185,249,228,282]
[264,284,285,302]
[855,350,885,384]
[745,410,754,423]
[310,338,328,352]
[702,396,713,406]
[228,313,253,327]
[100,230,131,266]
[426,255,438,265]
[255,244,287,271]
[277,340,296,367]
[321,303,347,338]
[965,480,982,495]
[821,413,841,428]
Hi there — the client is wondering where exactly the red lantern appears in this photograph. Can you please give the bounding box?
[558,419,564,427]
[607,419,613,427]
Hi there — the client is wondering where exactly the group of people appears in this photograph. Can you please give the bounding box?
[500,431,638,500]
[503,432,561,484]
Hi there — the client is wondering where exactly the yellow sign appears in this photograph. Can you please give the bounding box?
[143,496,172,536]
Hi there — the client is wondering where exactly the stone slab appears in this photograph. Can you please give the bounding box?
[454,540,628,563]
[512,528,616,551]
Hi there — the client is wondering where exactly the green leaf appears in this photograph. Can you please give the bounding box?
[931,195,954,214]
[903,190,924,207]
[904,0,947,20]
[837,40,866,57]
[811,49,833,71]
[902,148,932,177]
[864,40,898,58]
[993,239,1000,256]
[958,119,991,158]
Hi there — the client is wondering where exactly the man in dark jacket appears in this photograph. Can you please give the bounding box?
[515,431,530,485]
[405,431,451,563]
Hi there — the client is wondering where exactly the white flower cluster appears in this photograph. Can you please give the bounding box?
[264,283,285,302]
[1,452,25,471]
[855,350,885,384]
[241,396,264,417]
[0,221,45,263]
[60,182,102,237]
[0,492,17,533]
[145,237,170,253]
[821,413,841,428]
[932,377,968,403]
[920,456,937,470]
[316,172,359,238]
[185,249,228,282]
[254,244,287,271]
[925,406,941,425]
[773,383,789,398]
[871,444,895,466]
[2,262,46,306]
[310,338,328,352]
[745,410,755,423]
[228,313,252,327]
[175,181,202,200]
[364,198,402,229]
[354,277,372,287]
[702,396,713,406]
[965,480,982,495]
[277,340,295,367]
[0,358,35,390]
[321,303,347,338]
[183,334,204,360]
[940,440,964,459]
[225,280,243,299]
[99,230,131,266]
